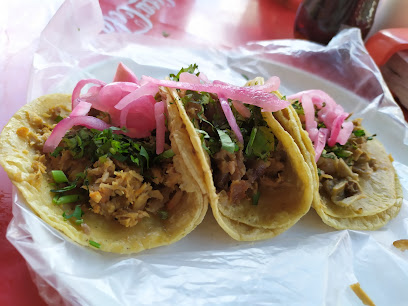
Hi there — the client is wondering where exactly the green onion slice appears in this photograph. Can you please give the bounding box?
[51,170,69,184]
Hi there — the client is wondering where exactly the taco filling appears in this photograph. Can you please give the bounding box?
[285,89,402,229]
[163,67,313,240]
[47,120,178,228]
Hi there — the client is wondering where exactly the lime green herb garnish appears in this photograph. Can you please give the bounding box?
[51,170,69,184]
[89,240,101,248]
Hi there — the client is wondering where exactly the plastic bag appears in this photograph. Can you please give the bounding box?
[7,0,408,305]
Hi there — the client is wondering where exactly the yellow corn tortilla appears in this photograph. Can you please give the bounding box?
[0,93,208,253]
[166,79,314,241]
[273,91,402,230]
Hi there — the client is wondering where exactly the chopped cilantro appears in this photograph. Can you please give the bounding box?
[169,64,199,81]
[216,129,236,153]
[291,101,304,115]
[245,126,275,159]
[353,129,365,137]
[162,31,170,38]
[55,115,64,123]
[63,205,84,224]
[54,126,154,172]
[367,134,376,141]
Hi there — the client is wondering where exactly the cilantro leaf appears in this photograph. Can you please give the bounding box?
[169,64,199,81]
[353,129,365,137]
[216,129,236,153]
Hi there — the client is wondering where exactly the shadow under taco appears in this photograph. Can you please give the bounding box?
[151,66,313,241]
[0,64,208,254]
[273,89,402,230]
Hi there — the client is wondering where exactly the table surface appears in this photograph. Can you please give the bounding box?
[0,0,406,305]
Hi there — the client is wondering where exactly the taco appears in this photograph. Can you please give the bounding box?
[147,66,314,241]
[0,64,208,254]
[274,89,402,230]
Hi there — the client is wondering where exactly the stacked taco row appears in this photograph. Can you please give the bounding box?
[0,63,402,253]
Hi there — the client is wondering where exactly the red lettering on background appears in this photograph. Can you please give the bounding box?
[103,0,176,34]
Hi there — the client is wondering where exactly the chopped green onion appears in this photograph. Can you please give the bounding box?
[89,240,101,248]
[54,194,82,205]
[55,115,64,123]
[51,170,69,184]
[241,74,249,80]
[252,191,261,205]
[50,183,77,193]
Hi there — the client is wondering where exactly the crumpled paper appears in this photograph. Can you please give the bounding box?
[6,0,408,305]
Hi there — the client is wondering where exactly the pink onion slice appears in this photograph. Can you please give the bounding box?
[288,90,336,109]
[114,82,159,110]
[198,72,210,83]
[219,94,243,143]
[72,79,106,109]
[301,94,319,143]
[113,62,139,84]
[119,95,156,138]
[231,100,251,118]
[336,121,354,145]
[154,101,166,154]
[141,76,289,112]
[314,128,329,162]
[288,90,354,160]
[253,76,280,92]
[327,112,348,147]
[43,116,111,153]
[179,72,201,84]
[70,101,92,117]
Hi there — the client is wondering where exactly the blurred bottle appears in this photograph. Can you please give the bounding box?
[294,0,380,44]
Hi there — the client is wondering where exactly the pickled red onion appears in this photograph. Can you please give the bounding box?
[70,101,92,117]
[43,116,110,153]
[154,101,166,154]
[253,76,280,92]
[337,121,354,145]
[289,90,354,160]
[114,83,159,110]
[119,95,156,138]
[219,94,244,143]
[314,128,329,162]
[231,100,251,118]
[179,72,201,84]
[301,94,319,143]
[113,62,139,84]
[72,79,106,109]
[141,76,289,112]
[327,112,348,147]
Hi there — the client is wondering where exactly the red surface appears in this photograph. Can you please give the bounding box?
[0,0,300,305]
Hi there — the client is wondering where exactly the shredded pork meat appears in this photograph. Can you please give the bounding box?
[48,151,180,228]
[317,119,377,206]
[212,142,287,204]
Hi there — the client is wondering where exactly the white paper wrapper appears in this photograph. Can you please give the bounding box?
[6,0,408,305]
